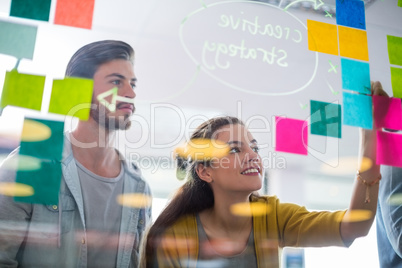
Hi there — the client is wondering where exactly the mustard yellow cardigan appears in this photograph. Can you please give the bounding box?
[155,195,346,267]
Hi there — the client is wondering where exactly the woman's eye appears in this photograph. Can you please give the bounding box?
[130,83,136,89]
[112,80,121,85]
[252,146,260,153]
[229,147,240,153]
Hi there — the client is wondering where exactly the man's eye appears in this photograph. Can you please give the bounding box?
[229,147,240,153]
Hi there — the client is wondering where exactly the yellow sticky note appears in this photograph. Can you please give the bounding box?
[116,193,152,208]
[0,182,34,197]
[307,20,338,55]
[230,202,272,217]
[338,25,369,61]
[21,119,51,142]
[174,138,230,161]
[48,77,93,120]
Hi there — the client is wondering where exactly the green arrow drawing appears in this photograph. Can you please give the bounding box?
[326,81,339,96]
[284,0,324,11]
[96,87,135,112]
[299,102,308,109]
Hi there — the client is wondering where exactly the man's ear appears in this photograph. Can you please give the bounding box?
[195,163,213,183]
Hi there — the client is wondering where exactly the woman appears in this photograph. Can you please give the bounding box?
[143,83,386,268]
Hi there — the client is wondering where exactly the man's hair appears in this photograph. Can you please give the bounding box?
[65,40,134,79]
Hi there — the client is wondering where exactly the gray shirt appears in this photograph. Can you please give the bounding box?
[76,161,124,268]
[0,134,152,268]
[196,214,258,268]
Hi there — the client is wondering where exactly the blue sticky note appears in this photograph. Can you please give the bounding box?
[0,21,37,60]
[310,100,342,138]
[336,0,366,30]
[341,58,371,94]
[343,92,372,129]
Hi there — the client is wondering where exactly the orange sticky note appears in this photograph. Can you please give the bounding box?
[54,0,95,29]
[307,20,338,56]
[338,25,369,61]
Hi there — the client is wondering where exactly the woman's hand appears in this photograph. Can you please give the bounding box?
[340,81,386,246]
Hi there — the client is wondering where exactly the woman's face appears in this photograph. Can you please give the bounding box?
[203,124,263,194]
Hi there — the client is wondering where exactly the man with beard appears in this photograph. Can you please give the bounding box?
[0,40,152,268]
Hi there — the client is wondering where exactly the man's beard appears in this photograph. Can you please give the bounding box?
[90,104,133,130]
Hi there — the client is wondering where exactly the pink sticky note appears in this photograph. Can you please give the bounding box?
[275,116,308,155]
[377,131,402,167]
[373,95,402,130]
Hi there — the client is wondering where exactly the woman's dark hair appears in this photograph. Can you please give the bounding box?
[65,40,134,79]
[143,116,244,267]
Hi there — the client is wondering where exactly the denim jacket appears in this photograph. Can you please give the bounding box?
[377,165,402,268]
[0,134,152,267]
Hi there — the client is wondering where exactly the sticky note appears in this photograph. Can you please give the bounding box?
[21,119,51,142]
[0,155,42,171]
[343,92,373,129]
[307,20,338,56]
[377,131,402,167]
[399,0,402,7]
[0,70,45,112]
[310,100,342,138]
[15,118,64,204]
[175,139,230,161]
[48,78,94,120]
[341,58,370,94]
[18,118,64,161]
[0,182,34,197]
[54,0,96,29]
[387,35,402,66]
[373,95,402,130]
[0,21,37,60]
[275,116,308,155]
[338,26,369,61]
[10,0,51,21]
[336,0,366,30]
[15,160,62,204]
[391,67,402,98]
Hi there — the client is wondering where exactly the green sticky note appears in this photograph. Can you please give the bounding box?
[10,0,51,21]
[0,70,45,112]
[19,118,64,160]
[49,77,94,120]
[391,67,402,98]
[310,100,342,138]
[0,21,37,60]
[388,35,402,66]
[15,161,62,204]
[399,0,402,7]
[15,118,64,205]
